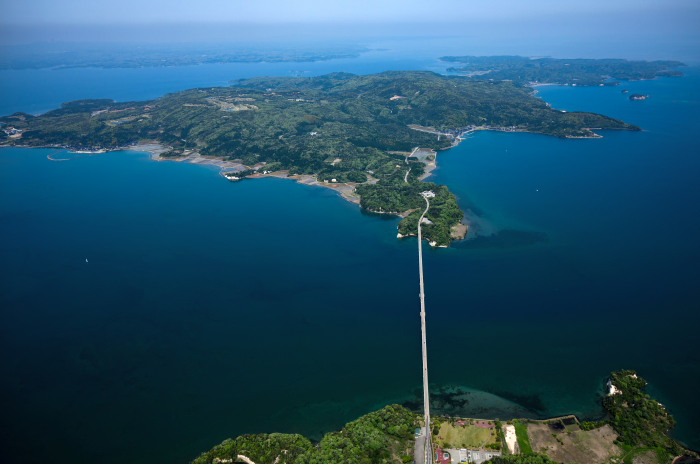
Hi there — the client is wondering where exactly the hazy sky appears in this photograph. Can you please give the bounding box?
[3,0,698,24]
[2,0,698,59]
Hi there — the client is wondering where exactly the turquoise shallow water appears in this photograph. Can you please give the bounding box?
[428,68,700,446]
[1,54,699,463]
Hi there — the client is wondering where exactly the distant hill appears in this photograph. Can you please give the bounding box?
[0,42,369,70]
[440,55,685,86]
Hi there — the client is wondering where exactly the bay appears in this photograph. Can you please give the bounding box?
[1,43,699,463]
[429,67,700,447]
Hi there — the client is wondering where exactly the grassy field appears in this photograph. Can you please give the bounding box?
[513,420,533,454]
[437,423,498,449]
[526,422,624,464]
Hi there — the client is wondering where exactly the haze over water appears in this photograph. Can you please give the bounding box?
[1,32,699,463]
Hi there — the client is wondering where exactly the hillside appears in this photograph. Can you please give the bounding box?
[440,56,685,86]
[1,71,639,246]
[188,371,698,464]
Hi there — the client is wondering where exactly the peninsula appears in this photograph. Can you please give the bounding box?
[190,371,698,464]
[439,56,685,86]
[1,70,640,245]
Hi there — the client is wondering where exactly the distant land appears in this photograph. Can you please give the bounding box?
[0,42,369,70]
[0,69,643,246]
[190,371,698,464]
[440,56,685,86]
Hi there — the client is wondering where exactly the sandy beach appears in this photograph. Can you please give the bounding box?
[503,424,517,454]
[248,170,364,205]
[131,141,365,205]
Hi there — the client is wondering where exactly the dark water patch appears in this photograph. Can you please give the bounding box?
[242,278,333,302]
[453,229,548,249]
[462,202,487,218]
[402,385,537,420]
[432,385,471,409]
[401,399,422,412]
[493,390,547,414]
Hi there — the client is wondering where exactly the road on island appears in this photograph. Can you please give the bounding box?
[417,191,434,464]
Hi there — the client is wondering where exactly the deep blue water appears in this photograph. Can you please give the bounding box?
[1,47,699,463]
[429,67,700,444]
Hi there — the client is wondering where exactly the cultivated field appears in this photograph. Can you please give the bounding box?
[437,422,498,449]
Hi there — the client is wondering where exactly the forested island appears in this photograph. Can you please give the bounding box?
[440,56,685,86]
[190,371,697,464]
[1,71,640,245]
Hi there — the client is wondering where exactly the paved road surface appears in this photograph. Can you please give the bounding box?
[417,191,434,464]
[414,427,427,464]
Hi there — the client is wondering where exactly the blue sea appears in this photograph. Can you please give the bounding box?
[1,42,699,463]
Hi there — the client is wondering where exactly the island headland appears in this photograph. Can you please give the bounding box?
[190,371,698,464]
[0,67,648,246]
[439,56,685,86]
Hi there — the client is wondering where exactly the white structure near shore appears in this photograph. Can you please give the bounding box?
[607,379,622,396]
[503,424,517,454]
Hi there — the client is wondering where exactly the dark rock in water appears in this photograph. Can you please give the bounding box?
[494,390,547,414]
[673,457,700,464]
[630,94,650,100]
[402,385,536,419]
[455,229,548,250]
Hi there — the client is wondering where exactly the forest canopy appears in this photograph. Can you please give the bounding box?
[1,70,641,245]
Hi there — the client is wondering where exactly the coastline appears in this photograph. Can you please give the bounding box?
[456,125,605,140]
[6,122,605,248]
[409,124,606,148]
[0,139,477,246]
[123,141,475,245]
[133,142,364,205]
[193,371,699,464]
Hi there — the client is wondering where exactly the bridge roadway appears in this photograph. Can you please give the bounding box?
[417,191,434,464]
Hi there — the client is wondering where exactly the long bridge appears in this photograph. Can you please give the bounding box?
[417,190,435,464]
